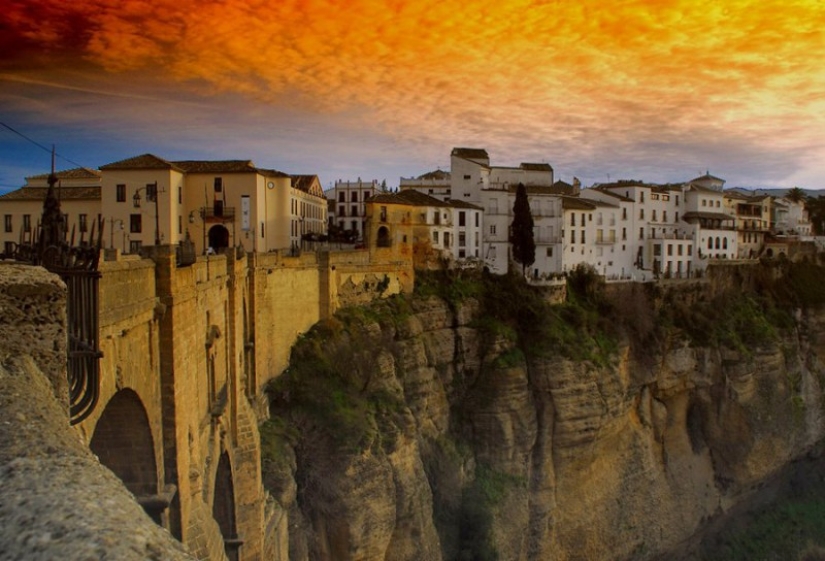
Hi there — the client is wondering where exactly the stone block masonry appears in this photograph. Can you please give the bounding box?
[60,246,414,560]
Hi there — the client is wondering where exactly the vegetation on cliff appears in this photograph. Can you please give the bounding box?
[262,256,825,561]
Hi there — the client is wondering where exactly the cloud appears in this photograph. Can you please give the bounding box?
[3,0,825,187]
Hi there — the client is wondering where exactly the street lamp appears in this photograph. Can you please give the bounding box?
[133,181,161,246]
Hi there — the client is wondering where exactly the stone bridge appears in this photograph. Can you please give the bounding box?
[0,246,413,561]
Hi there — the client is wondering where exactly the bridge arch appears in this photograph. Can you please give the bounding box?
[90,389,158,498]
[213,450,242,560]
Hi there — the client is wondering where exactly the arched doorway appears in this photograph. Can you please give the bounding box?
[213,451,243,560]
[208,225,230,252]
[90,389,161,520]
[377,226,391,248]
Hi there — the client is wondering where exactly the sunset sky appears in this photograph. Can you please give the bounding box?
[2,0,824,193]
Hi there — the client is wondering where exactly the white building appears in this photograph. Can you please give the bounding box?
[326,179,385,239]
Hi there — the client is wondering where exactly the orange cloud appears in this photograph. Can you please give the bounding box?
[3,0,825,184]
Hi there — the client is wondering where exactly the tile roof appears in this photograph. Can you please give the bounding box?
[255,167,290,178]
[172,160,257,173]
[290,175,319,192]
[26,167,101,181]
[561,196,597,211]
[100,154,182,171]
[451,147,489,160]
[587,188,634,202]
[689,172,725,184]
[520,163,554,172]
[370,190,449,207]
[0,186,101,201]
[447,200,482,210]
[417,169,450,180]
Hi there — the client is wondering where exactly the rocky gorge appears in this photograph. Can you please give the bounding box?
[261,261,825,561]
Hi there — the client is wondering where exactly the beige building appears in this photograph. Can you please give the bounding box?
[723,191,771,258]
[0,167,102,256]
[1,155,328,258]
[101,155,323,255]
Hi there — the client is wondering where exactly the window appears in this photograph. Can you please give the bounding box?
[351,192,358,202]
[146,183,157,201]
[463,174,471,180]
[663,211,667,222]
[475,213,479,227]
[654,244,661,257]
[351,205,358,217]
[676,195,680,206]
[580,230,586,243]
[338,205,345,217]
[130,214,142,233]
[570,230,575,243]
[675,212,679,222]
[178,186,182,204]
[622,227,627,240]
[116,184,126,202]
[652,210,657,221]
[459,211,466,227]
[678,244,683,256]
[640,192,645,203]
[639,227,644,239]
[546,247,553,257]
[581,214,585,227]
[639,208,645,220]
[444,232,450,247]
[22,214,31,232]
[179,215,182,234]
[570,212,576,226]
[459,232,466,247]
[433,231,439,244]
[130,240,142,253]
[379,206,387,222]
[3,215,11,233]
[4,241,13,255]
[667,244,673,256]
[622,208,627,220]
[490,225,497,235]
[214,177,222,193]
[79,214,88,233]
[338,192,345,202]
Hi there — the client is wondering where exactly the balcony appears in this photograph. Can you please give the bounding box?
[201,205,236,223]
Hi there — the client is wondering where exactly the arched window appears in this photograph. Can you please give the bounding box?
[707,238,713,249]
[715,237,721,249]
[723,237,728,249]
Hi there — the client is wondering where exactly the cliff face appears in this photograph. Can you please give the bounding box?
[262,274,825,561]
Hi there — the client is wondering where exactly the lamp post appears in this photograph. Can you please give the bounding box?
[133,181,161,246]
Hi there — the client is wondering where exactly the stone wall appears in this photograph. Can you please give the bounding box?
[0,264,195,561]
[0,246,415,561]
[0,264,67,409]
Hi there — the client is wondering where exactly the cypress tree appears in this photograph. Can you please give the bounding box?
[511,182,535,276]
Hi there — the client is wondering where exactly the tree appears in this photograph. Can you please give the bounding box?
[787,186,807,203]
[510,183,535,276]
